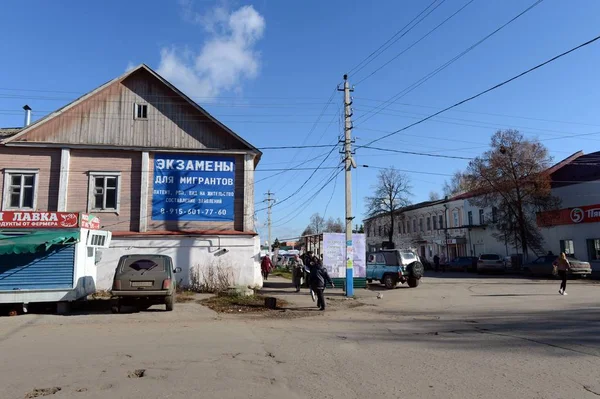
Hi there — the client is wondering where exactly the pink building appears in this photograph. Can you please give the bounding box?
[0,65,262,289]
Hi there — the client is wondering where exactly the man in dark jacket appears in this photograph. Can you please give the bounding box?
[308,256,334,311]
[433,254,440,272]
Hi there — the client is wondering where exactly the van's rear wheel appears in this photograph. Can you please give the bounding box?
[383,274,397,289]
[165,295,174,311]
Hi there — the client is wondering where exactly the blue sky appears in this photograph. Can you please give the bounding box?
[1,0,600,243]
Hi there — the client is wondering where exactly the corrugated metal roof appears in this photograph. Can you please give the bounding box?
[0,127,22,139]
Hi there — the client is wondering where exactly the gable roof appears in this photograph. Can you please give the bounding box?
[0,128,22,139]
[2,64,261,158]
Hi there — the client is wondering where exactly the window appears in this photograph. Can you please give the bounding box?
[453,211,459,227]
[587,239,600,261]
[3,170,38,210]
[468,211,473,225]
[134,103,148,119]
[89,172,121,212]
[479,209,485,225]
[492,207,498,223]
[426,217,431,231]
[419,218,423,232]
[412,219,416,233]
[433,216,437,230]
[379,226,382,236]
[123,258,165,272]
[438,215,443,229]
[406,221,410,234]
[560,240,575,257]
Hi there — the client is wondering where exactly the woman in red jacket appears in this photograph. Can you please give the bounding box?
[261,256,273,281]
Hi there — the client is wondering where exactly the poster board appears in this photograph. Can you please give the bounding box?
[322,233,366,278]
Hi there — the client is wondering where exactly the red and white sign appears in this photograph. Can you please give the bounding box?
[537,204,600,227]
[0,212,100,229]
[80,214,101,230]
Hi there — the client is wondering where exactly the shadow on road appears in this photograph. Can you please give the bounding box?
[343,306,600,358]
[471,294,556,297]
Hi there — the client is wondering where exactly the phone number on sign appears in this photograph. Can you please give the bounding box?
[160,208,227,216]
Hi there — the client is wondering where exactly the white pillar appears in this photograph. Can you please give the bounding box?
[243,153,255,232]
[57,148,70,211]
[139,151,149,232]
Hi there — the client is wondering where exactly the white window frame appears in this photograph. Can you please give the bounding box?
[453,210,459,228]
[88,172,121,213]
[2,169,39,210]
[134,103,148,120]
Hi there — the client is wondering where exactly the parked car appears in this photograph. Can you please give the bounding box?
[111,254,181,313]
[366,250,424,288]
[477,254,505,273]
[523,255,591,277]
[447,256,478,272]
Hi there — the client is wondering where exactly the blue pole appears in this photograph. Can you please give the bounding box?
[346,239,354,296]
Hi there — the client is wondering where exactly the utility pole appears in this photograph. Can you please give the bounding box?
[339,75,355,297]
[265,191,275,251]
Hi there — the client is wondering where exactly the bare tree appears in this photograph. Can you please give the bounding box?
[308,213,325,235]
[325,217,344,233]
[465,130,559,258]
[365,167,412,247]
[443,171,468,197]
[428,191,440,201]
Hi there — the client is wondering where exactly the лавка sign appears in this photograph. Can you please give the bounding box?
[0,212,100,229]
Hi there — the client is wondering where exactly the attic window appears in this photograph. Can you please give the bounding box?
[134,103,148,120]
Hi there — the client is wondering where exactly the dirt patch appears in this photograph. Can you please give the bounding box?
[128,369,146,378]
[199,295,289,314]
[24,387,61,398]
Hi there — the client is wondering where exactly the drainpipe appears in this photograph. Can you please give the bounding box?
[444,197,449,261]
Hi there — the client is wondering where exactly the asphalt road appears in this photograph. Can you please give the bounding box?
[2,273,600,399]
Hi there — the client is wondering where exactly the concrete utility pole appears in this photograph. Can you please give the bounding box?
[339,75,355,297]
[265,191,275,250]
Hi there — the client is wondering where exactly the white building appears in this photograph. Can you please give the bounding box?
[537,151,600,271]
[365,196,507,262]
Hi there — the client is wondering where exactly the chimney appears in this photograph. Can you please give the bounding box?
[23,104,32,127]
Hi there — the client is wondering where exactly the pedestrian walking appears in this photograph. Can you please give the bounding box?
[433,254,440,272]
[440,253,447,273]
[308,256,334,311]
[261,255,273,281]
[553,252,571,295]
[291,255,304,292]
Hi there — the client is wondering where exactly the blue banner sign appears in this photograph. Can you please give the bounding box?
[151,154,235,221]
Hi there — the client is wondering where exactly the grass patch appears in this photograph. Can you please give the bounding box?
[271,270,293,280]
[200,294,288,313]
[176,290,197,303]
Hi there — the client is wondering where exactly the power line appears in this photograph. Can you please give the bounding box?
[354,106,600,143]
[271,168,343,227]
[322,171,339,220]
[354,98,600,128]
[354,0,476,85]
[358,32,600,149]
[272,87,339,192]
[359,165,454,177]
[348,0,444,76]
[355,0,546,126]
[359,145,473,160]
[255,145,342,213]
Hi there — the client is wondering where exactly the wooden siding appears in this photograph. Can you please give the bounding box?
[146,153,245,232]
[0,147,60,211]
[68,150,141,232]
[12,68,251,150]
